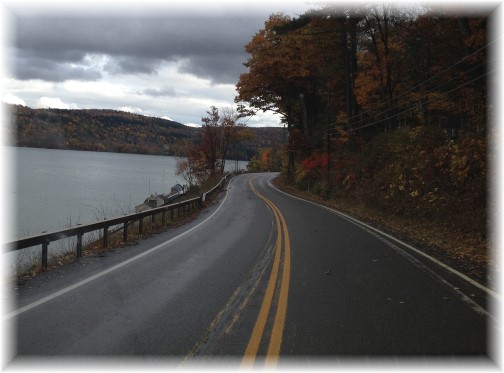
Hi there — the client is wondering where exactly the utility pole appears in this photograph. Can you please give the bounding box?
[326,127,332,197]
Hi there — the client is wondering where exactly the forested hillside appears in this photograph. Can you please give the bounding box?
[5,104,284,159]
[237,5,491,278]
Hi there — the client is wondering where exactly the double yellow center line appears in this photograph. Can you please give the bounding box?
[241,177,291,369]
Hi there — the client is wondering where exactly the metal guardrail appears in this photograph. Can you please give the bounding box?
[5,173,232,269]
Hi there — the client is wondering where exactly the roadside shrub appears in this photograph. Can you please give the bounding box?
[288,126,487,240]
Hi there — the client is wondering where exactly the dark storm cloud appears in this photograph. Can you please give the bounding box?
[13,15,263,84]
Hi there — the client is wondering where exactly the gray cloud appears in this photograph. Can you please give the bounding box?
[12,15,263,84]
[180,52,248,84]
[138,87,177,97]
[5,2,311,127]
[104,56,163,75]
[15,54,103,82]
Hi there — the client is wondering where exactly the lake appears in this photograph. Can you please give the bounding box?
[5,147,247,241]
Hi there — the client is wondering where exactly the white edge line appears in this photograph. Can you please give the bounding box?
[267,178,501,302]
[5,177,237,320]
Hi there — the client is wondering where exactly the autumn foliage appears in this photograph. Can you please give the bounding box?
[175,105,256,188]
[8,104,284,160]
[247,147,284,172]
[237,5,490,255]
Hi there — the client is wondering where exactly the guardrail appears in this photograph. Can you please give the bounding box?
[5,173,233,270]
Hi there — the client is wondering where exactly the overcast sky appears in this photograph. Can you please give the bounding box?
[1,0,318,127]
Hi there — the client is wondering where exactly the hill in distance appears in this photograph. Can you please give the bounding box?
[5,104,285,160]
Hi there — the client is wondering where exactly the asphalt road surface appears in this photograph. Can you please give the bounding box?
[6,173,498,369]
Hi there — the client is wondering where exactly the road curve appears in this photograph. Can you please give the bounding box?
[254,175,493,360]
[7,173,496,368]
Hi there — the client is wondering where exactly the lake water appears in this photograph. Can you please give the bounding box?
[2,147,247,273]
[5,147,247,241]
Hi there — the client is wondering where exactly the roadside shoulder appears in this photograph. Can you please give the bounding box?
[270,176,492,290]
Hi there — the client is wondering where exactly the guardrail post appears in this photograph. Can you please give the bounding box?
[123,221,128,242]
[103,225,108,250]
[162,210,166,226]
[151,213,155,229]
[8,175,229,267]
[42,241,48,269]
[76,233,83,259]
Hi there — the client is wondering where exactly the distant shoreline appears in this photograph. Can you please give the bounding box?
[7,144,250,161]
[6,104,285,161]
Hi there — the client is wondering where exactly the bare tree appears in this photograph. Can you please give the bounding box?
[218,106,244,173]
[201,106,220,175]
[200,105,249,174]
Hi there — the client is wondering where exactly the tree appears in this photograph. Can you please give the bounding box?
[236,14,300,123]
[247,147,284,172]
[236,12,348,178]
[354,4,408,132]
[226,114,255,171]
[388,11,488,134]
[200,105,249,175]
[218,106,246,173]
[175,140,209,190]
[201,106,220,175]
[237,5,489,200]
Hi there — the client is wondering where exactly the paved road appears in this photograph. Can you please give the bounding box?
[7,173,497,368]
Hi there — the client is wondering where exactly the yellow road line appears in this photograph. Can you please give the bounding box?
[241,179,282,368]
[265,203,291,368]
[225,221,277,337]
[242,177,291,369]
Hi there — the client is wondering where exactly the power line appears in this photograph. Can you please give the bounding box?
[348,68,494,132]
[343,59,490,131]
[338,38,495,129]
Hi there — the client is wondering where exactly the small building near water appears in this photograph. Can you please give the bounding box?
[134,183,186,213]
[135,194,164,213]
[171,183,184,195]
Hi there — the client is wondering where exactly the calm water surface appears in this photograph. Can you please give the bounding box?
[7,147,246,241]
